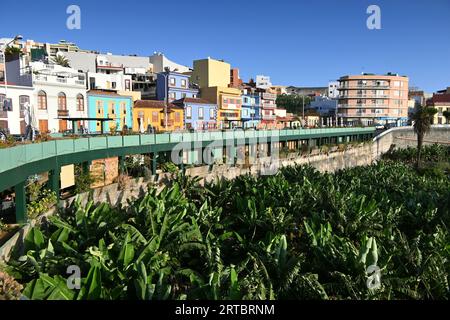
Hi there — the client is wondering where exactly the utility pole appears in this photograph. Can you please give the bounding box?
[302,95,305,127]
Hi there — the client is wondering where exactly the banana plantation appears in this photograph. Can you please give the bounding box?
[2,146,450,300]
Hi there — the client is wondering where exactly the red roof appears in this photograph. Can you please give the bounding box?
[172,97,215,105]
[430,94,450,104]
[88,90,128,98]
[134,100,181,109]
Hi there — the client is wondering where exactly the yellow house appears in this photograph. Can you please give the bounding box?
[192,57,231,88]
[191,57,242,128]
[133,100,184,132]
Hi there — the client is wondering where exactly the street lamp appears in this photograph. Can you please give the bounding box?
[1,35,23,110]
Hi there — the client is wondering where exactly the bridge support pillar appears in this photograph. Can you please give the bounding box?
[81,161,91,174]
[14,181,27,223]
[151,152,158,176]
[48,167,61,199]
[118,156,125,175]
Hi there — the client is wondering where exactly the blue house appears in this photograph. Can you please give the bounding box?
[87,90,133,133]
[173,97,217,130]
[241,94,261,128]
[157,71,199,102]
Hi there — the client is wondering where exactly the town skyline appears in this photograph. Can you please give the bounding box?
[1,0,449,92]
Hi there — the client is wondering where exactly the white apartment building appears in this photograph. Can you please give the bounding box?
[256,75,272,90]
[1,57,87,134]
[0,84,34,135]
[32,62,87,133]
[328,81,339,98]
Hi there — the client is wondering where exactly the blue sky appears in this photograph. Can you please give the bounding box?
[1,0,449,92]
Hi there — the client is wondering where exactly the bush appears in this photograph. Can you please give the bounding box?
[0,271,23,300]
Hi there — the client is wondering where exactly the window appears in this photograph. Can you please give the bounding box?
[175,112,180,122]
[121,102,127,115]
[169,92,176,99]
[38,91,47,110]
[76,94,84,111]
[393,81,400,87]
[19,95,30,114]
[110,102,115,115]
[181,79,187,88]
[152,111,158,123]
[198,107,204,119]
[170,77,176,86]
[112,82,116,89]
[186,106,192,119]
[125,79,131,90]
[210,108,215,119]
[181,93,187,98]
[58,92,67,110]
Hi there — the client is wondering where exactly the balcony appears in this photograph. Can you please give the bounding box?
[261,101,276,109]
[161,119,174,126]
[33,74,85,87]
[339,94,389,99]
[58,110,69,117]
[262,93,277,100]
[339,84,390,90]
[262,114,277,120]
[338,104,388,109]
[97,62,124,70]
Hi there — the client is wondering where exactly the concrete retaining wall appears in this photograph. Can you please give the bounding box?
[372,125,450,159]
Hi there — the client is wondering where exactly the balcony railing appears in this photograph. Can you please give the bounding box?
[339,84,390,90]
[161,119,174,126]
[337,113,389,118]
[34,74,85,87]
[58,110,69,117]
[262,114,277,120]
[339,94,389,99]
[338,104,388,109]
[262,93,277,100]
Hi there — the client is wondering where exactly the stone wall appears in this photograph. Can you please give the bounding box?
[372,125,450,159]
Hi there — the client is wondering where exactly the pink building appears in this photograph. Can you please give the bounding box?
[337,73,409,126]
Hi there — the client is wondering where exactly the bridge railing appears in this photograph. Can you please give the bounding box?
[0,127,375,174]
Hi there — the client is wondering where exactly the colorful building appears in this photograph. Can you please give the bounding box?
[192,57,231,89]
[192,58,242,128]
[133,100,184,132]
[427,87,450,125]
[87,90,133,133]
[260,92,277,129]
[156,71,198,102]
[201,86,242,129]
[241,93,261,128]
[173,97,217,130]
[337,73,409,126]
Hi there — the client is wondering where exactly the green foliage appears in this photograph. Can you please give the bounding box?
[27,189,57,220]
[6,162,450,300]
[160,162,179,174]
[51,55,70,67]
[276,94,311,115]
[0,218,7,232]
[74,165,94,194]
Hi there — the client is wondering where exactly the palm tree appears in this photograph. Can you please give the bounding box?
[52,55,70,67]
[443,110,450,124]
[411,105,437,168]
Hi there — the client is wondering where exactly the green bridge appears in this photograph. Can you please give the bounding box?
[0,127,375,223]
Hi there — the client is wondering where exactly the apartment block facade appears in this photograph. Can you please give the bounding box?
[337,73,409,126]
[156,71,198,102]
